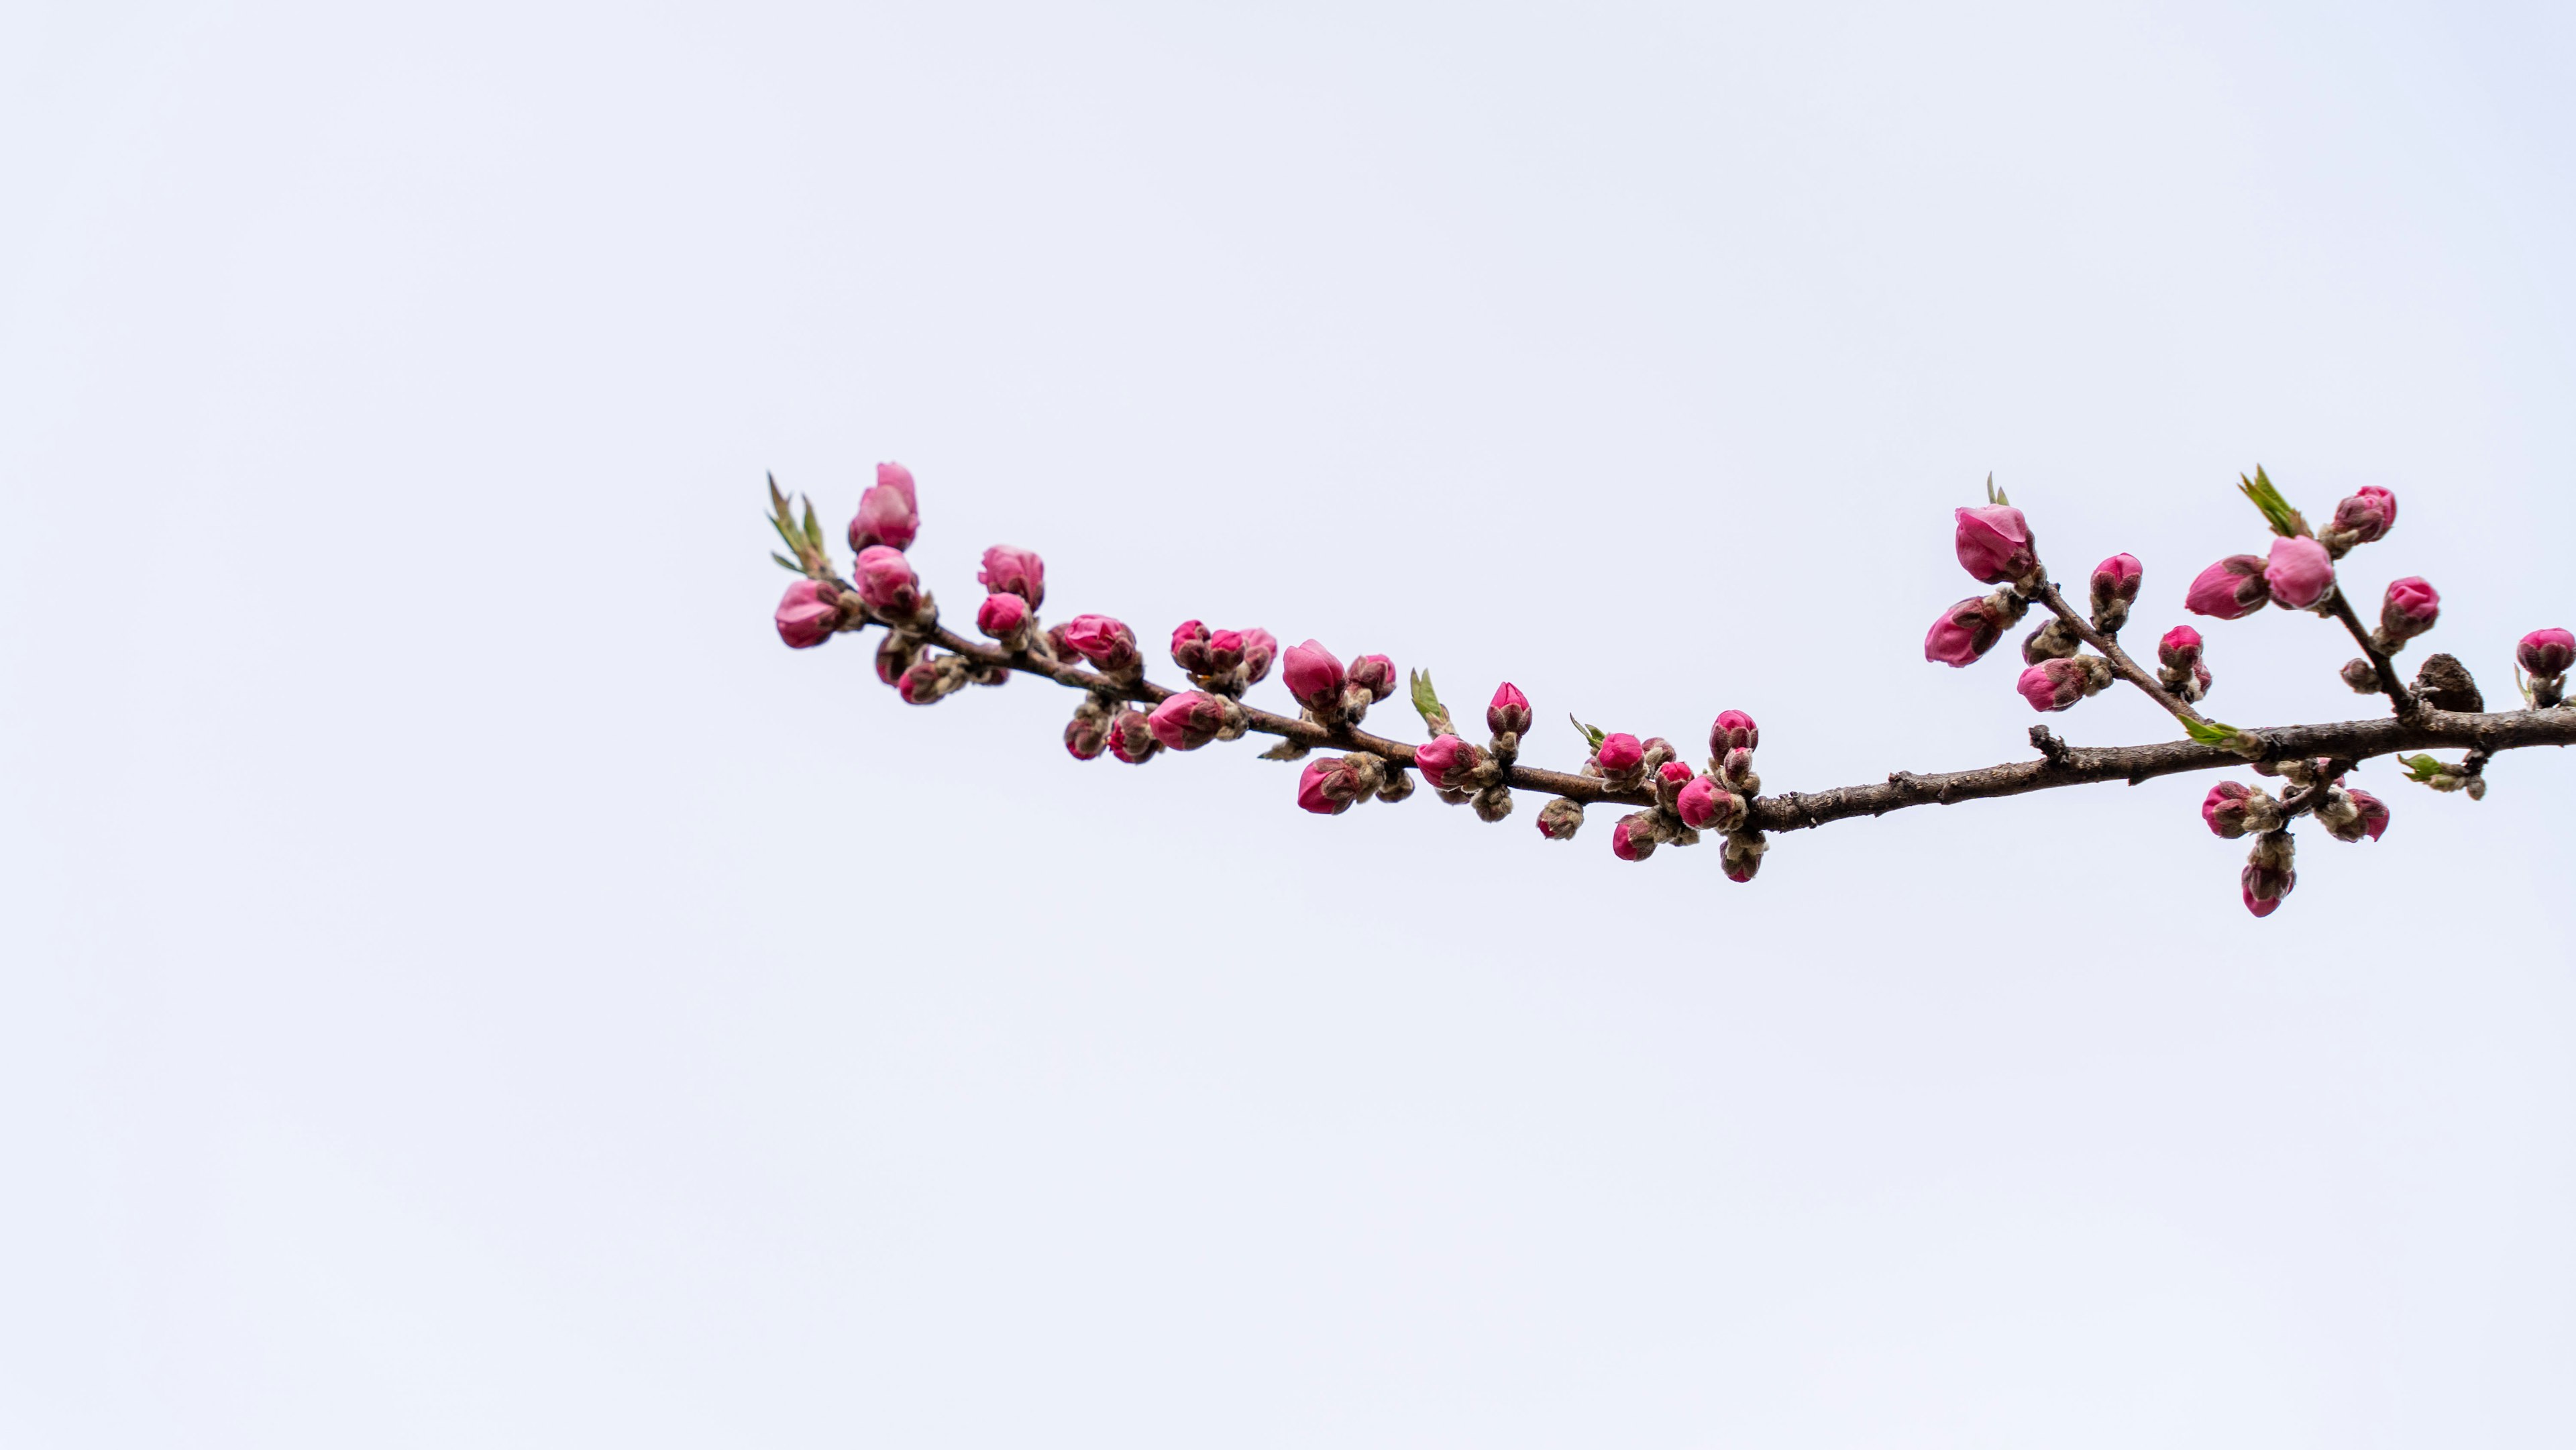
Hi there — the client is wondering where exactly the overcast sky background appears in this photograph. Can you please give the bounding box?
[5,2,2575,1445]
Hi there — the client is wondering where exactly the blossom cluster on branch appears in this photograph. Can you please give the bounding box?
[767,464,2574,918]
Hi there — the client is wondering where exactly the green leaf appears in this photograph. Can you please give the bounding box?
[1568,713,1605,750]
[767,471,789,517]
[2237,464,2312,539]
[1409,668,1454,736]
[2180,715,2238,745]
[2397,753,2446,783]
[771,551,804,574]
[1984,471,2008,507]
[769,512,804,553]
[800,497,825,554]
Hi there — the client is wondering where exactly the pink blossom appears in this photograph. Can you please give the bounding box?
[1234,629,1279,684]
[2185,555,2271,619]
[1147,692,1226,751]
[2158,625,2204,670]
[977,592,1030,640]
[977,545,1045,606]
[2202,781,2254,838]
[1594,733,1644,775]
[1348,654,1397,702]
[1064,715,1108,760]
[2516,627,2575,677]
[896,660,945,705]
[2241,861,2295,917]
[2331,486,2396,543]
[847,462,920,552]
[1925,595,2012,666]
[1488,682,1532,736]
[2263,536,2335,611]
[1106,707,1158,764]
[774,580,839,649]
[2017,658,2086,712]
[2090,553,2143,607]
[1283,639,1346,711]
[1171,620,1212,673]
[1676,775,1743,832]
[1297,759,1351,816]
[1061,614,1139,672]
[1709,709,1758,755]
[1611,814,1656,862]
[1954,505,2037,584]
[1415,735,1487,791]
[2379,576,2439,643]
[1658,760,1695,788]
[853,544,922,617]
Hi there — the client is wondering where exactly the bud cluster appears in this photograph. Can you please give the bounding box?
[1296,752,1400,816]
[1597,709,1766,879]
[1284,639,1395,728]
[1169,621,1280,696]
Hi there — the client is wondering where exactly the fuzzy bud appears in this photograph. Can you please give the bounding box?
[1488,682,1532,737]
[2340,658,2378,693]
[1413,735,1491,792]
[1170,619,1212,674]
[2516,627,2574,678]
[2089,553,2143,631]
[2241,831,2297,918]
[1709,709,1758,756]
[1237,629,1279,684]
[1717,747,1759,796]
[976,545,1045,607]
[847,462,920,552]
[1063,614,1141,674]
[875,631,922,686]
[2021,616,2082,664]
[1283,639,1346,713]
[1146,691,1227,751]
[1640,737,1678,773]
[1295,759,1349,816]
[977,591,1031,643]
[1954,505,2038,585]
[896,657,957,706]
[1592,733,1646,787]
[1535,798,1585,840]
[2330,486,2396,546]
[1471,784,1513,823]
[2375,576,2440,648]
[2158,625,2204,671]
[1925,590,2030,667]
[1676,775,1745,833]
[2339,788,2390,842]
[2185,555,2271,620]
[1719,831,1766,884]
[1065,713,1109,760]
[2200,781,2279,839]
[1611,812,1662,862]
[2017,655,2109,713]
[2262,537,2335,611]
[854,544,926,620]
[1106,707,1159,764]
[1346,654,1397,703]
[774,579,841,649]
[1376,768,1417,805]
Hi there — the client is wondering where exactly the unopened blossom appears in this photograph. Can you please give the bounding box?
[896,658,953,705]
[1296,759,1350,816]
[2331,486,2396,544]
[2022,617,2082,664]
[1064,714,1108,760]
[854,544,924,618]
[2518,627,2575,678]
[1719,831,1765,883]
[1489,682,1532,737]
[1677,775,1744,833]
[1147,692,1227,751]
[1283,639,1346,711]
[2202,781,2261,838]
[2090,554,2143,611]
[1532,797,1585,840]
[2263,536,2335,611]
[1348,654,1397,702]
[1718,747,1759,795]
[2241,833,2296,918]
[1611,813,1660,862]
[1171,619,1212,674]
[774,579,839,649]
[2377,577,2440,646]
[977,545,1045,606]
[1470,784,1513,823]
[2346,788,2390,842]
[1595,733,1644,776]
[1954,505,2037,584]
[1106,707,1159,764]
[1234,629,1279,683]
[2017,656,2106,712]
[875,632,920,686]
[2185,555,2271,620]
[1414,735,1489,792]
[1062,614,1140,672]
[977,591,1030,641]
[2159,625,2204,670]
[1710,710,1758,755]
[1925,592,2027,666]
[847,462,920,552]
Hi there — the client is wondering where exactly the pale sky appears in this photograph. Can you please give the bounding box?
[5,3,2575,1445]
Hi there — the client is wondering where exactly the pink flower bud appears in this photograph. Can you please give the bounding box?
[977,591,1030,641]
[1595,733,1644,775]
[976,544,1045,606]
[2202,781,2256,838]
[1415,734,1489,791]
[1488,682,1532,737]
[1709,709,1758,756]
[2240,836,2296,917]
[1657,760,1694,788]
[2377,576,2439,644]
[1610,813,1658,862]
[1065,715,1108,760]
[2089,553,2143,610]
[1283,639,1346,711]
[2518,627,2575,677]
[896,658,947,705]
[1348,654,1397,702]
[1171,619,1212,674]
[2017,657,2092,712]
[1924,593,2023,666]
[2262,536,2335,611]
[1953,505,2037,584]
[2331,485,2396,543]
[774,579,839,649]
[1296,759,1350,816]
[1147,691,1227,751]
[2158,625,2203,670]
[1235,629,1279,684]
[1106,707,1159,764]
[1062,614,1140,672]
[853,544,923,617]
[1535,798,1585,839]
[1676,774,1745,832]
[2185,555,2271,619]
[2349,788,2390,842]
[875,633,919,685]
[1720,831,1765,882]
[847,462,920,552]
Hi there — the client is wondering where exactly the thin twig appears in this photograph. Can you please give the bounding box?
[2029,578,2202,727]
[2322,588,2418,717]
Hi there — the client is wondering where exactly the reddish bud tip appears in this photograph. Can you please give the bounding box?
[2378,576,2440,644]
[1595,733,1644,775]
[2331,486,2396,544]
[853,543,923,617]
[1283,639,1346,711]
[1487,682,1532,737]
[2263,537,2335,611]
[2186,556,2271,620]
[2090,553,2144,609]
[976,592,1030,641]
[1147,691,1227,751]
[2157,625,2204,670]
[1062,614,1140,672]
[976,545,1045,607]
[1347,654,1397,702]
[1171,619,1212,674]
[774,579,839,649]
[1953,505,2037,584]
[847,462,920,552]
[2517,627,2575,678]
